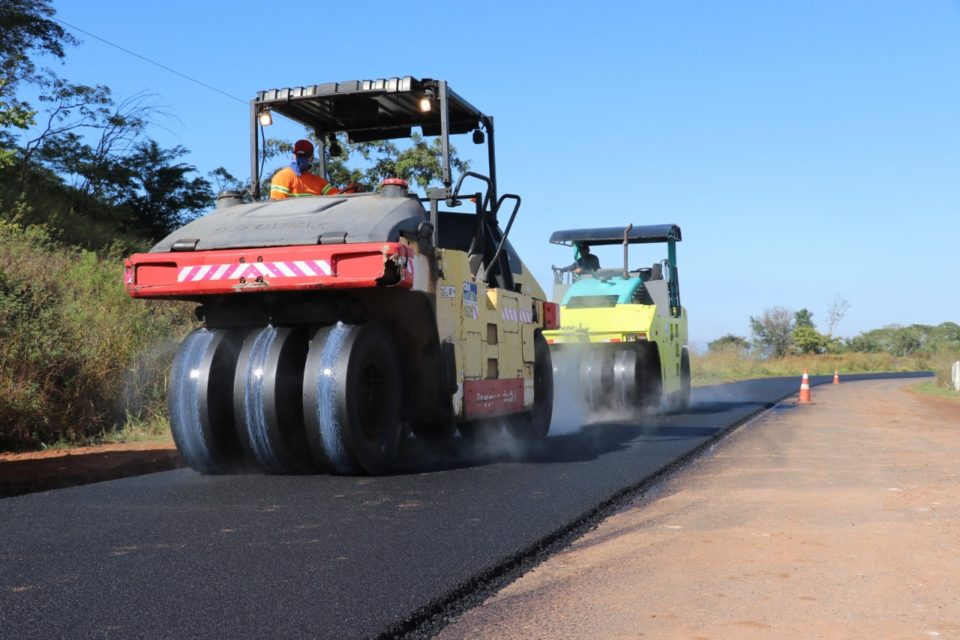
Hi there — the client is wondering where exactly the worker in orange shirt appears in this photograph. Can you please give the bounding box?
[270,139,348,199]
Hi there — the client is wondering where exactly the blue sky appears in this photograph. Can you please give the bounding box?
[35,1,960,348]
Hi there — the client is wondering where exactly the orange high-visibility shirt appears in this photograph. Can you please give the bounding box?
[269,166,341,199]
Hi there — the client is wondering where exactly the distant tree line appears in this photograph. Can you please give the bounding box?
[709,298,959,359]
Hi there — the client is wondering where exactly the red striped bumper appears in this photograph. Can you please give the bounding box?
[125,242,414,298]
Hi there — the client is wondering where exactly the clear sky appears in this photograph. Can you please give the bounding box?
[36,0,960,349]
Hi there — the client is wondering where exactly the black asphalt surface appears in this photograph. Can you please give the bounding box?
[0,373,927,639]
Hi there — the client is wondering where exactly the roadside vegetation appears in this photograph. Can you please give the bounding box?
[692,348,954,387]
[0,1,209,450]
[694,306,959,400]
[0,219,196,450]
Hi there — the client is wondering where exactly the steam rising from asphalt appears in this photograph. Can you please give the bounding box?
[120,338,180,423]
[548,344,663,435]
[549,346,589,435]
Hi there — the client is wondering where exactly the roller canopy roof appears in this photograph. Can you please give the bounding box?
[549,224,682,246]
[254,76,486,141]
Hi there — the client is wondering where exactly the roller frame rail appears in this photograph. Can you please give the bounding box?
[124,76,559,475]
[545,224,690,413]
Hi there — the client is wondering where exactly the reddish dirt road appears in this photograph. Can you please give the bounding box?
[437,379,960,639]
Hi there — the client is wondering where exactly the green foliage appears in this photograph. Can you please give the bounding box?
[791,325,841,354]
[749,305,843,356]
[908,380,959,401]
[749,306,794,358]
[0,65,207,247]
[0,220,195,449]
[0,1,74,71]
[694,346,959,403]
[208,166,247,193]
[0,0,77,159]
[0,85,34,168]
[691,349,936,386]
[344,134,470,192]
[264,132,470,196]
[844,323,960,357]
[122,140,213,237]
[794,308,814,329]
[707,334,750,353]
[845,333,883,353]
[1,159,148,251]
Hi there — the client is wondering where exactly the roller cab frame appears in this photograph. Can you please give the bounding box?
[544,224,690,413]
[124,76,559,475]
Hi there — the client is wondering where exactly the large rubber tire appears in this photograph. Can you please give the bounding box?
[670,347,692,413]
[234,325,316,474]
[303,322,402,475]
[580,348,614,411]
[168,328,245,474]
[612,348,640,413]
[506,332,553,440]
[637,346,663,413]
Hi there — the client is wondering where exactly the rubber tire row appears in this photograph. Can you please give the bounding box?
[168,322,401,476]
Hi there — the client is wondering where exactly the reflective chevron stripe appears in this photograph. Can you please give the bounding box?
[177,260,333,282]
[501,307,534,324]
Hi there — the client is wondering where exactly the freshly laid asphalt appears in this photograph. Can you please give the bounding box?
[0,373,926,640]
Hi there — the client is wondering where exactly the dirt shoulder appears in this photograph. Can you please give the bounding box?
[0,440,181,498]
[437,379,960,639]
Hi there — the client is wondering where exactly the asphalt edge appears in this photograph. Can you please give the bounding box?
[383,371,934,639]
[384,404,783,638]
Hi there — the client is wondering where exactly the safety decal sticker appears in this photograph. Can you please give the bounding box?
[463,281,478,319]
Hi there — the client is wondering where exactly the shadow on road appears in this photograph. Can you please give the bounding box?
[389,400,761,475]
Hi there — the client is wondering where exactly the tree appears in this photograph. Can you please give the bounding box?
[0,0,73,75]
[792,326,829,354]
[844,323,939,356]
[749,306,794,358]
[208,166,247,194]
[122,141,213,239]
[0,0,77,165]
[930,322,960,352]
[890,325,924,357]
[18,77,114,192]
[263,132,470,198]
[23,79,162,200]
[825,295,850,336]
[789,308,835,354]
[794,308,815,329]
[845,333,882,353]
[349,134,469,192]
[708,334,750,353]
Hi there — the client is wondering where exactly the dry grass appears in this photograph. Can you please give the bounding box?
[905,380,960,402]
[692,348,960,403]
[0,221,195,450]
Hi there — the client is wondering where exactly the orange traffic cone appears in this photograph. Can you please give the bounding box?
[798,370,812,404]
[833,370,840,384]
